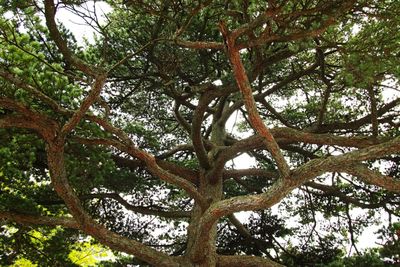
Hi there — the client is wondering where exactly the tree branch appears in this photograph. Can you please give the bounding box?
[41,193,191,219]
[74,136,206,208]
[174,39,224,50]
[315,97,400,133]
[220,21,290,178]
[60,73,107,137]
[217,255,284,267]
[340,164,400,193]
[367,84,379,136]
[306,181,389,209]
[0,211,79,229]
[291,136,400,185]
[0,97,58,141]
[0,68,64,113]
[191,92,215,170]
[46,141,179,267]
[44,0,99,76]
[190,135,400,260]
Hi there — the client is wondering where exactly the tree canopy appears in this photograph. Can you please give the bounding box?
[0,0,400,266]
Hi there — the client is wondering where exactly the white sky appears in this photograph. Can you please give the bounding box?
[56,1,111,44]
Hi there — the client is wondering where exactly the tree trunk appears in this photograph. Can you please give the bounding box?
[185,168,223,266]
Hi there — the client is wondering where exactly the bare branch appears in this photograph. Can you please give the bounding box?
[315,97,400,133]
[306,181,389,209]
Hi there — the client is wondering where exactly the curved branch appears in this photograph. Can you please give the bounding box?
[315,97,400,133]
[306,181,389,209]
[272,127,384,148]
[191,135,400,260]
[60,73,107,137]
[46,141,179,267]
[220,21,290,178]
[173,102,192,134]
[215,127,384,169]
[44,0,99,76]
[41,193,190,219]
[75,136,206,208]
[191,178,293,261]
[0,211,79,229]
[156,144,194,159]
[291,135,400,184]
[0,68,64,113]
[340,164,400,193]
[110,154,199,184]
[0,97,59,141]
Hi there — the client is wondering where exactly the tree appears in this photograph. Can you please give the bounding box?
[0,0,399,266]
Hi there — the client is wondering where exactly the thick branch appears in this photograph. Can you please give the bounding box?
[217,255,284,267]
[217,128,384,167]
[191,135,400,261]
[0,97,58,141]
[220,21,290,178]
[191,92,216,170]
[291,135,400,184]
[0,211,79,229]
[190,178,293,262]
[340,164,400,193]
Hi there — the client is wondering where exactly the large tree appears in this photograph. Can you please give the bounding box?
[0,0,399,266]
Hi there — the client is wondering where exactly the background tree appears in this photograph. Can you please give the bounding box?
[0,0,399,266]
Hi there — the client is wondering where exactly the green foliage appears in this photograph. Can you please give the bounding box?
[69,240,113,266]
[1,0,400,266]
[324,250,385,267]
[0,226,81,266]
